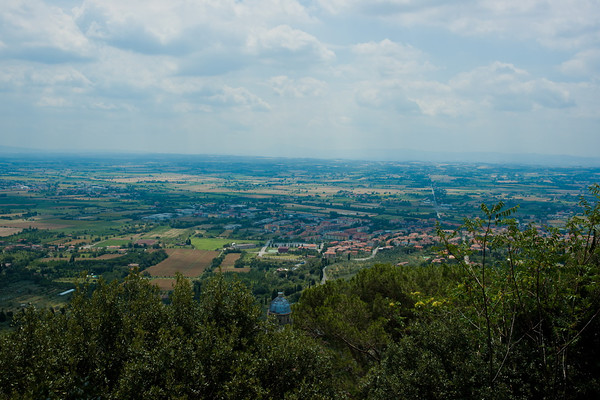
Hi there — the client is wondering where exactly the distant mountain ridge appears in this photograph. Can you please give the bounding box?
[353,148,600,167]
[1,145,599,167]
[0,145,46,154]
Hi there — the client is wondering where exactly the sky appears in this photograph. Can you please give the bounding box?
[1,0,599,161]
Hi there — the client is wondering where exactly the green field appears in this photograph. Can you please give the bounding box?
[94,238,130,247]
[191,237,258,251]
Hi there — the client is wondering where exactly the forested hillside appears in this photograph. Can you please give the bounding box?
[1,186,599,399]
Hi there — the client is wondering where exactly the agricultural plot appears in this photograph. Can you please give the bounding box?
[219,266,250,273]
[144,228,188,239]
[0,280,71,313]
[0,227,22,237]
[145,249,218,277]
[94,253,126,260]
[221,253,241,267]
[261,253,302,261]
[219,252,255,273]
[0,220,70,230]
[191,237,257,251]
[41,253,125,262]
[149,278,177,291]
[94,239,130,247]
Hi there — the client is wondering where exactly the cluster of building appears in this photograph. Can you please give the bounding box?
[1,198,449,266]
[323,240,376,258]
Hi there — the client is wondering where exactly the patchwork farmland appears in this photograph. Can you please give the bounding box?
[145,249,219,277]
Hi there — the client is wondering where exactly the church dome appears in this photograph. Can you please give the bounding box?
[269,292,291,315]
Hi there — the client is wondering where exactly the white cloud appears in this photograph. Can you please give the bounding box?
[351,39,435,77]
[451,62,528,91]
[0,0,598,158]
[87,47,177,91]
[450,62,574,111]
[560,49,600,79]
[0,63,92,95]
[347,39,446,115]
[172,102,213,113]
[210,86,271,111]
[246,25,335,64]
[353,80,422,114]
[351,60,579,118]
[268,75,327,97]
[0,0,91,62]
[317,0,600,50]
[352,38,421,57]
[90,102,117,110]
[30,68,92,87]
[36,95,69,108]
[406,80,469,117]
[73,0,313,53]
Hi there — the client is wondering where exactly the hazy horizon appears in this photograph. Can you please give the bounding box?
[2,144,600,168]
[1,1,599,160]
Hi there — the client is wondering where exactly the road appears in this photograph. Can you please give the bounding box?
[321,265,328,285]
[321,246,381,284]
[257,240,272,258]
[353,246,381,261]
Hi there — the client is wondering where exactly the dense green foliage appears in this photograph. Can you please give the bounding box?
[34,250,168,279]
[294,185,600,399]
[197,257,322,306]
[0,273,340,399]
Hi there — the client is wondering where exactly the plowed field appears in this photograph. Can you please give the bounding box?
[145,249,218,277]
[0,227,22,237]
[221,253,241,267]
[150,278,177,291]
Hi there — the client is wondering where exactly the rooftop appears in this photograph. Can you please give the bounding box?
[269,292,291,315]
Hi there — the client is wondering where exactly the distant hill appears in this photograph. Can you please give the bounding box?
[1,145,599,167]
[332,148,600,167]
[0,145,46,154]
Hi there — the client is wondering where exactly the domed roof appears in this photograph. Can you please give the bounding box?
[269,292,291,315]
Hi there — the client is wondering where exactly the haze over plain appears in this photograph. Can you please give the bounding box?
[1,0,599,160]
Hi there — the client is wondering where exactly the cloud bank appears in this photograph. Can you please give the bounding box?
[0,0,598,159]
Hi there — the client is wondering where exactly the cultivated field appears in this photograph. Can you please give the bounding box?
[221,253,241,267]
[0,227,22,237]
[0,220,70,229]
[149,278,177,291]
[220,266,250,273]
[94,253,126,260]
[191,237,258,251]
[41,253,125,262]
[261,253,302,261]
[145,249,218,277]
[94,239,130,247]
[144,228,188,239]
[0,280,71,313]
